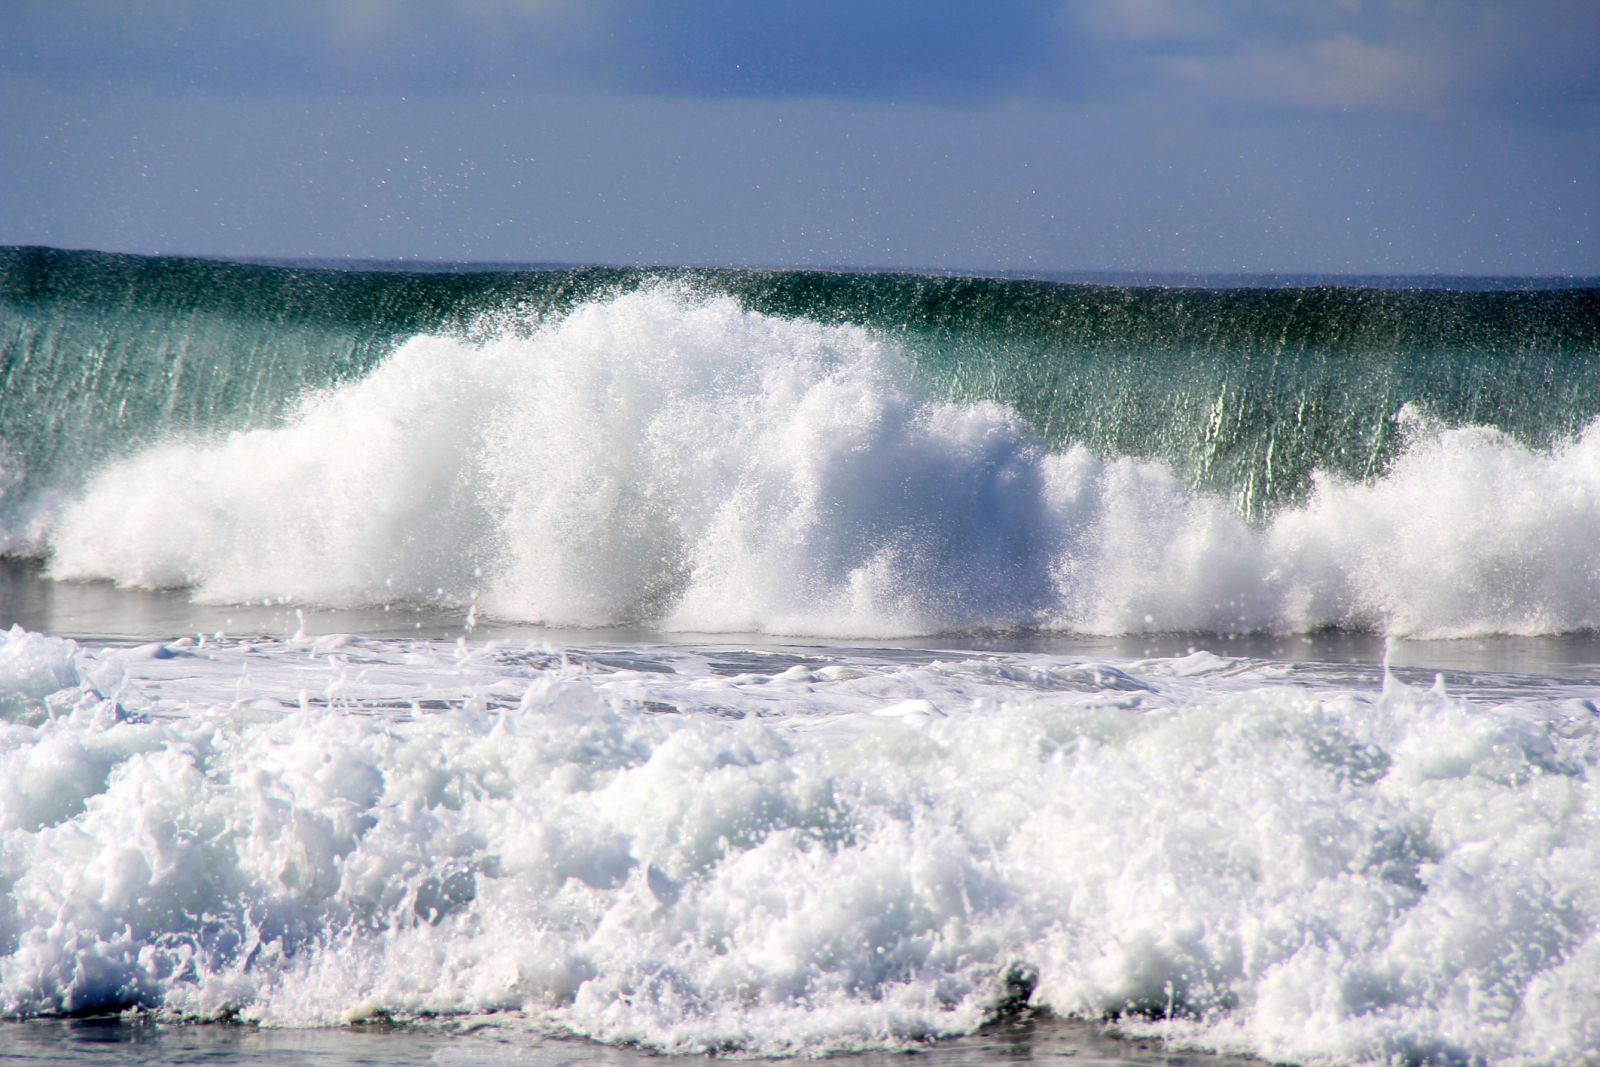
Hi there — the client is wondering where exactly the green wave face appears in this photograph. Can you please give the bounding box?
[0,248,637,506]
[3,246,1598,524]
[724,273,1600,516]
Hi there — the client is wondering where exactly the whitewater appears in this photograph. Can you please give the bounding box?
[23,283,1600,639]
[3,248,1600,1066]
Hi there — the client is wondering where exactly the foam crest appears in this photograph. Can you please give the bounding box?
[42,289,1600,638]
[1271,412,1600,636]
[4,628,1600,1064]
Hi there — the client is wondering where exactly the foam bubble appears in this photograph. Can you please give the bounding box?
[42,289,1600,638]
[0,626,81,726]
[3,628,1600,1064]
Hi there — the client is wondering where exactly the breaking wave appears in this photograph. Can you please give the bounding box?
[37,287,1600,639]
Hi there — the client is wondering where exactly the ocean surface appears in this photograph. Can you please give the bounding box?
[3,246,1600,1066]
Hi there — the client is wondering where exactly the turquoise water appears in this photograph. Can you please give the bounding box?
[5,247,1598,521]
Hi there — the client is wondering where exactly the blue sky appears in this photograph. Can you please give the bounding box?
[2,1,1597,275]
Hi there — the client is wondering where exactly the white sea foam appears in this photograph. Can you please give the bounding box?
[3,627,1600,1065]
[40,288,1600,638]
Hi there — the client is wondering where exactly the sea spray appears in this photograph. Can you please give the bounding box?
[5,247,1599,529]
[39,287,1600,638]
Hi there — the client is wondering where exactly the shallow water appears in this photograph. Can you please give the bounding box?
[0,1015,1267,1067]
[8,560,1600,679]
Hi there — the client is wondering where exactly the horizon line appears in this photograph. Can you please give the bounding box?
[6,244,1599,291]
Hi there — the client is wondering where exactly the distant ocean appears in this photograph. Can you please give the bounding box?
[3,246,1600,1066]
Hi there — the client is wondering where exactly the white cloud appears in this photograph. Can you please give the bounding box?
[1072,0,1223,42]
[1168,32,1451,113]
[1069,0,1598,120]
